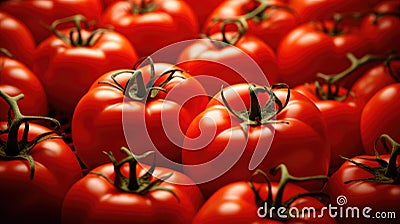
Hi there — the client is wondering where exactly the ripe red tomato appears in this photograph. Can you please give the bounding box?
[361,83,400,154]
[183,0,225,29]
[361,0,400,55]
[72,60,208,170]
[277,21,373,87]
[178,23,280,97]
[193,165,335,224]
[0,51,48,120]
[324,135,400,224]
[101,0,199,57]
[101,0,119,9]
[0,0,102,44]
[0,92,82,224]
[288,0,369,23]
[204,0,299,52]
[33,15,138,116]
[351,61,399,107]
[182,83,330,198]
[62,147,204,224]
[0,12,35,68]
[295,83,363,171]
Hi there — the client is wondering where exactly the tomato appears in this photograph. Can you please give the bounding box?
[178,21,279,97]
[33,15,138,116]
[0,50,48,120]
[288,0,369,23]
[204,0,299,52]
[0,12,35,68]
[295,83,363,171]
[193,165,335,224]
[351,60,399,107]
[72,59,208,170]
[101,0,198,57]
[277,21,373,87]
[183,0,224,29]
[62,147,204,224]
[0,91,82,224]
[361,83,400,154]
[361,0,400,55]
[182,83,330,198]
[101,0,119,9]
[324,134,400,224]
[0,0,102,44]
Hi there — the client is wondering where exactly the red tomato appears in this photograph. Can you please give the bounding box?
[0,0,102,44]
[0,51,48,120]
[0,91,82,224]
[361,83,400,154]
[178,22,280,97]
[62,147,204,224]
[101,0,198,57]
[72,60,208,170]
[182,83,330,198]
[33,15,138,116]
[295,83,363,171]
[324,135,400,224]
[193,165,335,224]
[277,21,373,87]
[204,0,299,51]
[0,12,35,68]
[361,0,400,55]
[101,0,119,9]
[184,0,224,29]
[351,61,399,107]
[288,0,369,23]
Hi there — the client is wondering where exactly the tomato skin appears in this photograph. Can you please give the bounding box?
[0,123,82,224]
[361,83,400,155]
[0,0,102,44]
[177,32,279,96]
[183,0,224,29]
[193,181,336,224]
[288,0,369,23]
[324,154,400,224]
[351,62,399,108]
[62,161,204,224]
[182,84,330,198]
[33,29,138,115]
[72,63,208,170]
[361,0,400,55]
[0,56,48,120]
[295,84,363,170]
[101,0,198,57]
[277,22,373,87]
[204,0,299,52]
[0,12,35,68]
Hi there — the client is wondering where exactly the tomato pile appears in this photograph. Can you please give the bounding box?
[0,0,399,223]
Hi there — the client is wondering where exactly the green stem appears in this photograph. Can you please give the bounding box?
[50,15,109,47]
[242,0,296,21]
[0,48,13,73]
[315,52,400,100]
[0,91,61,179]
[0,48,13,58]
[92,147,179,200]
[378,135,400,179]
[248,85,263,123]
[131,0,157,14]
[342,134,400,185]
[270,164,328,208]
[249,165,329,221]
[98,57,185,101]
